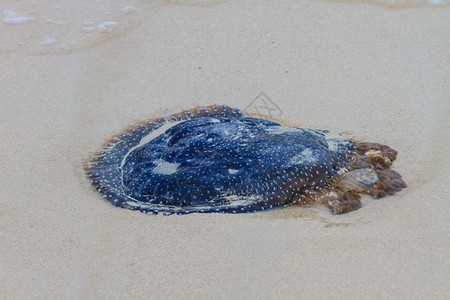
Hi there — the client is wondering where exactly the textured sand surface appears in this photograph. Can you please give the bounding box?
[1,0,449,298]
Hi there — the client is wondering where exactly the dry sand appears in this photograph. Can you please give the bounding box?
[1,0,449,298]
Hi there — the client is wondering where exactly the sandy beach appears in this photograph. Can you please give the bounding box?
[1,0,449,298]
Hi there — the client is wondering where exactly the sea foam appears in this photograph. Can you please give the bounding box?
[3,10,33,24]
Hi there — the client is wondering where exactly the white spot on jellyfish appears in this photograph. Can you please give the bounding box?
[228,169,239,174]
[152,159,180,175]
[326,139,341,152]
[266,126,302,135]
[323,132,352,152]
[290,148,317,165]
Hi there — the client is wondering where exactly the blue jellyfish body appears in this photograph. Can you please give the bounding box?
[86,105,355,215]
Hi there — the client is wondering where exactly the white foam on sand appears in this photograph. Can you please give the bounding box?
[3,10,33,24]
[83,27,95,33]
[122,6,136,14]
[97,21,117,32]
[39,39,56,46]
[427,0,446,4]
[0,2,144,55]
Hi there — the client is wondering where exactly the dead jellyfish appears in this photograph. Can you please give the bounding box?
[85,105,407,215]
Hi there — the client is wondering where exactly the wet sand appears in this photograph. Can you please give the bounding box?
[1,0,449,298]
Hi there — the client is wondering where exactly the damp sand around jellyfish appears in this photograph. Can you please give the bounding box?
[85,105,407,215]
